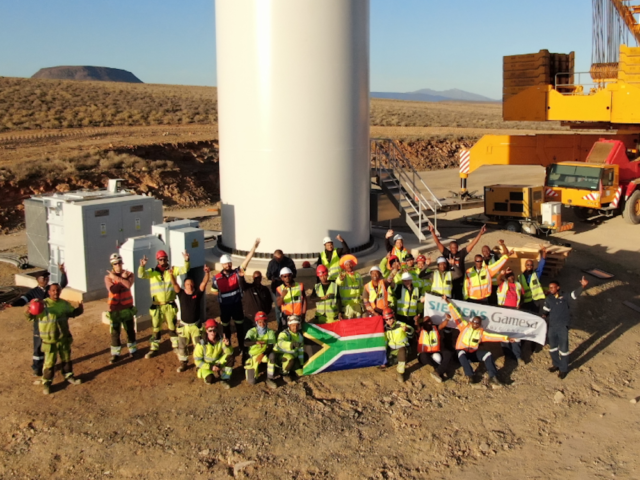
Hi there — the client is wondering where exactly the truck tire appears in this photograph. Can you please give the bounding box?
[623,190,640,225]
[505,221,521,233]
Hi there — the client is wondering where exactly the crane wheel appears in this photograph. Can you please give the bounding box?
[623,191,640,225]
[505,221,521,233]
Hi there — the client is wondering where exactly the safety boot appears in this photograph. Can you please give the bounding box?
[176,361,188,373]
[221,380,231,390]
[145,350,157,359]
[396,372,405,383]
[558,371,568,380]
[109,355,120,365]
[66,376,82,385]
[548,366,560,373]
[266,379,278,390]
[282,374,293,384]
[462,375,472,385]
[430,372,443,384]
[42,384,50,395]
[486,376,503,389]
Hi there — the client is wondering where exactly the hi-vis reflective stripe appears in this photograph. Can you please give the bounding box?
[459,150,470,174]
[545,188,559,197]
[611,186,623,208]
[582,192,600,201]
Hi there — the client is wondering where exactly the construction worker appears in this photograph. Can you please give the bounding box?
[316,235,350,281]
[105,253,137,364]
[379,253,400,280]
[269,315,305,387]
[170,266,210,373]
[6,265,67,378]
[430,257,463,351]
[482,239,509,305]
[267,249,297,328]
[429,224,487,300]
[276,267,307,326]
[444,296,517,387]
[385,230,409,263]
[241,270,273,324]
[417,315,451,383]
[415,255,433,294]
[496,268,526,367]
[336,256,364,319]
[463,252,510,304]
[542,277,589,379]
[193,319,233,388]
[211,238,260,344]
[391,271,424,331]
[138,250,190,358]
[25,284,83,395]
[363,265,397,317]
[310,265,341,323]
[243,311,277,386]
[520,246,547,313]
[382,308,414,383]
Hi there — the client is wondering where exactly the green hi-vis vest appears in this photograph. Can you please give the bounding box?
[320,250,341,281]
[497,281,523,307]
[431,271,453,297]
[518,272,545,302]
[314,282,339,320]
[138,262,190,305]
[396,285,421,317]
[337,273,363,305]
[30,298,78,344]
[385,321,414,349]
[245,327,276,357]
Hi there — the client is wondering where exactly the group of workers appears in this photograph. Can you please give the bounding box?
[11,226,588,394]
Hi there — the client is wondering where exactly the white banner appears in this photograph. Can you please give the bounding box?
[422,294,548,346]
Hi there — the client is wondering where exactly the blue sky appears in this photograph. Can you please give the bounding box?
[0,0,594,99]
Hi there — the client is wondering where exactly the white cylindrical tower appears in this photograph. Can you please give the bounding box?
[215,0,371,258]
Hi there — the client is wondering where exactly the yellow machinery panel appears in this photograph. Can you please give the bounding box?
[484,185,544,219]
[503,85,549,121]
[547,89,612,122]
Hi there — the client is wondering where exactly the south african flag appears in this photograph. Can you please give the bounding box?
[302,316,387,375]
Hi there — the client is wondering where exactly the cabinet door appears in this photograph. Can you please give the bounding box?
[83,206,123,292]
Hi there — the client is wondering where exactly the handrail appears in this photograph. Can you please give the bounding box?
[371,138,441,233]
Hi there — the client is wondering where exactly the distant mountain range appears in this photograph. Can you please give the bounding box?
[371,88,497,103]
[32,66,143,83]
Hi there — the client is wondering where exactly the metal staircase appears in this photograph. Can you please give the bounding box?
[371,138,442,242]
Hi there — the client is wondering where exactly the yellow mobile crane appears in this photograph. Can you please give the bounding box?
[460,0,640,226]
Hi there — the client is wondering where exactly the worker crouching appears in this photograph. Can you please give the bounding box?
[193,319,233,389]
[383,308,414,383]
[268,315,305,388]
[26,285,84,395]
[244,311,276,386]
[417,316,451,383]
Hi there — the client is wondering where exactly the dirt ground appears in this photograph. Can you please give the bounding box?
[1,222,639,479]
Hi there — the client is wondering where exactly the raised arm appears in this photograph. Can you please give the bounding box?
[464,225,487,254]
[497,239,508,256]
[174,251,190,275]
[241,238,261,271]
[428,224,446,254]
[336,234,350,256]
[536,246,547,277]
[199,266,211,292]
[169,270,181,294]
[138,256,151,279]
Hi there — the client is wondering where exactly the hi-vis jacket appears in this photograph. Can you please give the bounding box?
[447,301,508,353]
[138,263,190,305]
[27,298,84,344]
[463,255,508,300]
[320,250,341,281]
[385,321,414,349]
[244,327,277,357]
[519,272,545,302]
[417,327,441,354]
[194,338,233,370]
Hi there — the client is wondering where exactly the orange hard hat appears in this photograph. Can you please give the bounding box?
[29,299,44,316]
[382,307,395,320]
[204,319,218,330]
[156,250,168,260]
[255,311,268,322]
[316,264,329,276]
[339,254,358,269]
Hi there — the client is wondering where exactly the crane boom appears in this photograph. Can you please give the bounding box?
[609,1,640,46]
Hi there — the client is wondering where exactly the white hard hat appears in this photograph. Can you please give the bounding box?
[287,315,301,325]
[393,234,404,242]
[280,267,293,276]
[109,253,122,265]
[220,254,232,264]
[437,257,448,264]
[369,266,381,273]
[401,272,413,281]
[322,236,332,245]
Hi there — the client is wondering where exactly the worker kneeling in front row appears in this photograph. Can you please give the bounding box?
[383,308,414,383]
[193,319,233,389]
[244,311,277,386]
[417,315,451,383]
[267,315,305,389]
[444,296,517,388]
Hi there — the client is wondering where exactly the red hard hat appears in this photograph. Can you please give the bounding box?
[388,255,399,265]
[29,299,44,316]
[302,261,311,269]
[382,307,395,320]
[255,311,268,322]
[204,319,218,330]
[316,264,329,276]
[416,255,427,263]
[156,250,168,260]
